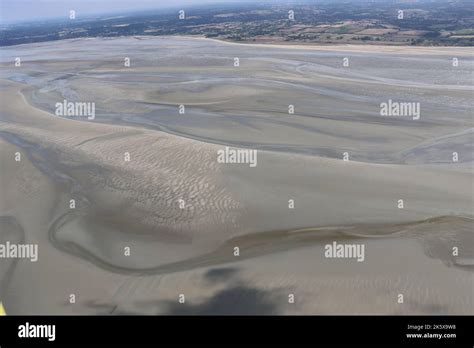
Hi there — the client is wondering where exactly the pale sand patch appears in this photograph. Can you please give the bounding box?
[198,36,474,56]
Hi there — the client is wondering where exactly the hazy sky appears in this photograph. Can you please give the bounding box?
[0,0,265,24]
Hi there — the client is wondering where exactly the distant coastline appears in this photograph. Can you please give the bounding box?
[1,1,473,47]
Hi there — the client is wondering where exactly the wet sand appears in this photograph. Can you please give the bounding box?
[0,37,472,314]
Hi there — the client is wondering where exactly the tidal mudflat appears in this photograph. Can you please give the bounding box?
[0,36,472,314]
